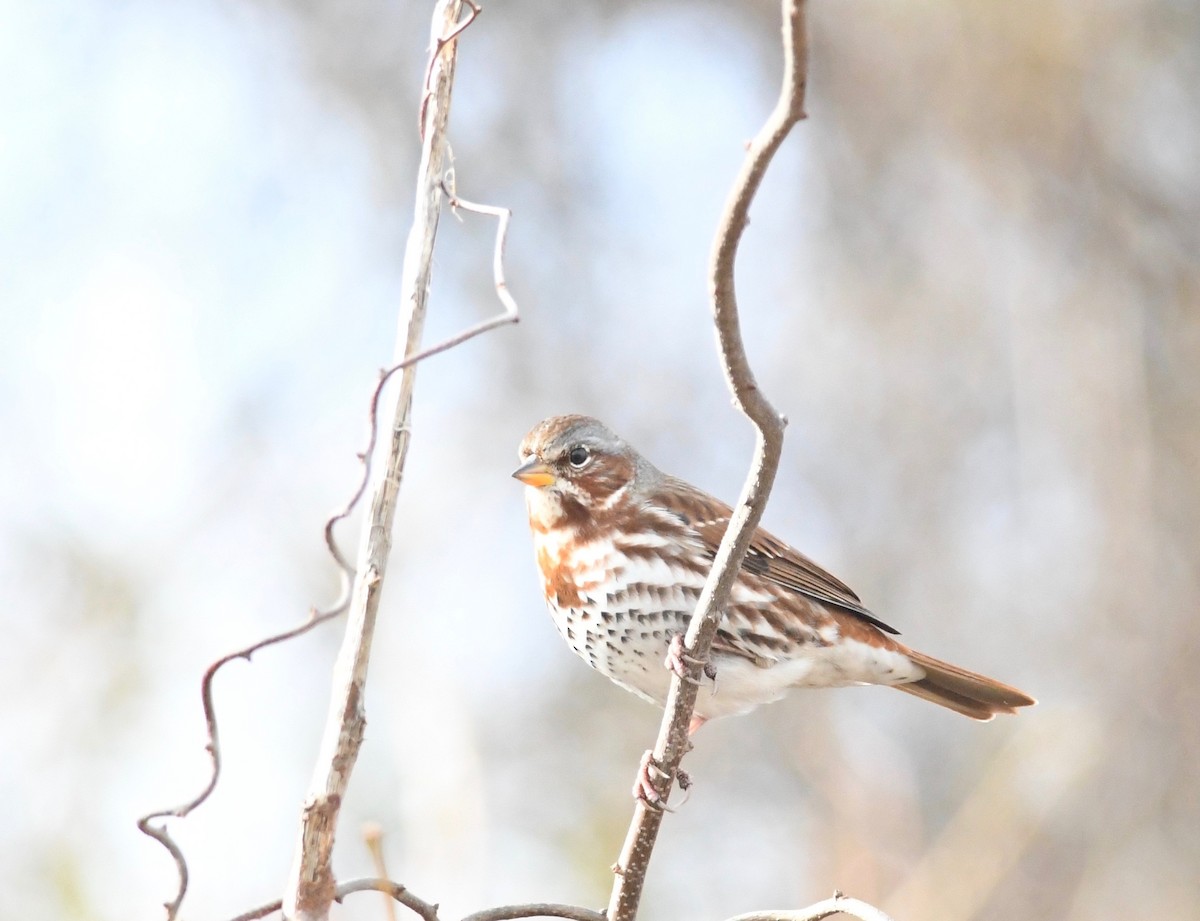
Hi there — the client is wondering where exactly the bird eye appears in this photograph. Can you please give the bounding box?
[567,445,591,468]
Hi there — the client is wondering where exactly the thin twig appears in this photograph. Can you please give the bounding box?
[226,898,284,921]
[137,180,517,921]
[444,176,520,319]
[324,179,517,577]
[336,878,442,921]
[138,200,518,914]
[722,892,896,921]
[420,0,480,139]
[606,2,806,919]
[227,877,443,921]
[137,607,345,918]
[228,886,610,921]
[460,905,607,921]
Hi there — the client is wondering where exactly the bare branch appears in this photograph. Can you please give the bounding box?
[136,4,520,915]
[606,2,806,919]
[280,1,473,918]
[137,607,345,918]
[227,877,442,921]
[137,181,517,915]
[420,0,480,139]
[227,884,611,921]
[444,177,520,320]
[226,898,285,921]
[460,904,607,921]
[324,180,518,578]
[335,878,441,921]
[722,892,896,921]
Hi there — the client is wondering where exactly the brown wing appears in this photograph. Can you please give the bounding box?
[655,477,900,636]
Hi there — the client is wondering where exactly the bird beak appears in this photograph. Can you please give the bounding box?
[512,457,556,488]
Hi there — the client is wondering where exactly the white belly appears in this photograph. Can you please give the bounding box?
[537,535,922,722]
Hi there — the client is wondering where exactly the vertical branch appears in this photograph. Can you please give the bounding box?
[606,2,808,920]
[281,2,466,919]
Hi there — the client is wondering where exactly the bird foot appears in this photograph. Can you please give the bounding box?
[633,750,673,810]
[665,634,713,685]
[633,751,694,811]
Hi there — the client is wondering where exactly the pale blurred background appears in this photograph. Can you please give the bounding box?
[2,0,1197,918]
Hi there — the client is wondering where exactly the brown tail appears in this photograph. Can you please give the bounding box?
[895,648,1036,721]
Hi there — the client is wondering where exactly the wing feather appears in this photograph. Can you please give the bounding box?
[653,478,900,636]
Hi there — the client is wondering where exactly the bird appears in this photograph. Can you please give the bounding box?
[512,414,1035,800]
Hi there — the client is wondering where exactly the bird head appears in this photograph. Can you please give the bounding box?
[513,415,648,527]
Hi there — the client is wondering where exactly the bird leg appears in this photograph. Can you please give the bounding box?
[665,633,712,686]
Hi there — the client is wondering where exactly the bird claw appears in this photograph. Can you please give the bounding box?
[633,751,696,811]
[665,634,713,685]
[633,750,671,810]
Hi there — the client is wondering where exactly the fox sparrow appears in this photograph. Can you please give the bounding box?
[513,415,1035,797]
